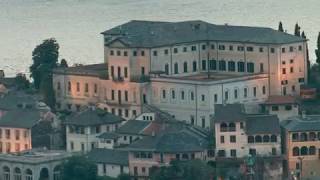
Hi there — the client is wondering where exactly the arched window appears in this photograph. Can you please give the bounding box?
[174,63,179,74]
[292,147,300,156]
[309,146,316,155]
[164,64,169,75]
[263,135,270,142]
[300,133,308,141]
[219,60,226,71]
[3,166,10,180]
[255,135,262,143]
[53,166,61,180]
[25,169,33,180]
[301,146,308,156]
[220,123,228,132]
[229,123,236,131]
[192,61,197,72]
[248,136,254,143]
[309,132,316,141]
[14,167,21,180]
[271,135,277,142]
[228,61,235,71]
[292,133,299,141]
[183,62,188,73]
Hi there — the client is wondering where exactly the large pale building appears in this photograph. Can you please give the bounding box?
[53,20,308,128]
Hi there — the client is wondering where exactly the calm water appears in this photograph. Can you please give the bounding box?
[1,0,320,76]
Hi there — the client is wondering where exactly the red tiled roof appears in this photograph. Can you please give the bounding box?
[263,95,298,105]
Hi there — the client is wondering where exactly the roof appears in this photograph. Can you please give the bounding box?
[126,129,208,153]
[0,92,38,110]
[116,120,151,135]
[102,20,305,48]
[246,115,280,135]
[0,77,15,87]
[53,63,107,78]
[87,149,128,166]
[214,104,246,122]
[65,109,124,126]
[282,115,320,132]
[263,95,298,105]
[0,109,40,128]
[97,132,120,139]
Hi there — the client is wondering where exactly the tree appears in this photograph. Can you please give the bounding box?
[30,38,59,89]
[278,22,284,32]
[61,156,98,180]
[301,31,306,39]
[15,73,30,90]
[316,32,320,65]
[294,23,301,36]
[60,59,68,68]
[150,160,214,180]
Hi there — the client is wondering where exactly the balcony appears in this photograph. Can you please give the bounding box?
[112,76,124,82]
[130,75,150,83]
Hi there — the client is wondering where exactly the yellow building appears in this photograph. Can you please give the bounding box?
[282,115,320,179]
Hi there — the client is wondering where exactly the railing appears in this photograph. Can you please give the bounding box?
[130,75,150,83]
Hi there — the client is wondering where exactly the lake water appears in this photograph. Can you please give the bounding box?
[1,0,320,76]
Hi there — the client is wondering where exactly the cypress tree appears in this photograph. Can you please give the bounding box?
[316,32,320,65]
[278,22,284,32]
[294,23,301,36]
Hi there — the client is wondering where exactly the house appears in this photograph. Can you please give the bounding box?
[261,95,299,121]
[115,120,151,145]
[281,115,320,180]
[87,148,129,178]
[65,108,124,152]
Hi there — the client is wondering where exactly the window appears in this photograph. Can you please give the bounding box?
[246,46,254,52]
[181,91,185,100]
[230,135,236,143]
[153,50,157,56]
[249,148,256,156]
[237,46,244,51]
[125,91,128,102]
[125,109,129,117]
[201,94,205,101]
[192,61,197,72]
[263,135,270,142]
[259,47,264,52]
[285,105,292,111]
[299,45,302,51]
[292,147,299,156]
[162,89,166,99]
[191,46,197,51]
[244,88,248,98]
[111,90,115,100]
[301,146,308,155]
[190,116,195,125]
[262,86,266,95]
[272,148,277,155]
[214,94,218,103]
[202,60,207,70]
[116,50,121,56]
[209,60,217,70]
[298,78,305,83]
[165,64,169,75]
[248,136,254,143]
[76,82,80,92]
[141,50,145,56]
[290,46,294,52]
[270,48,275,53]
[133,51,137,56]
[211,44,215,49]
[15,130,20,140]
[228,61,235,71]
[237,62,245,72]
[219,60,226,71]
[164,49,169,55]
[309,146,316,155]
[110,50,114,56]
[247,62,254,73]
[224,91,229,101]
[290,67,294,73]
[255,135,262,143]
[190,91,194,101]
[292,133,299,141]
[282,47,286,53]
[94,84,98,94]
[174,48,178,53]
[220,136,225,143]
[229,45,233,51]
[183,47,187,52]
[234,89,238,99]
[171,90,175,99]
[260,63,264,72]
[174,63,179,74]
[141,67,145,75]
[202,44,206,50]
[5,129,10,139]
[183,62,188,73]
[271,106,279,111]
[85,83,89,93]
[67,81,71,92]
[124,51,128,56]
[230,149,237,157]
[124,67,128,78]
[219,45,225,50]
[201,117,206,128]
[110,66,114,77]
[282,68,286,74]
[253,87,257,97]
[270,135,277,142]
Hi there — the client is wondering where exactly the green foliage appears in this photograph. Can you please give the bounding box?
[117,174,131,180]
[278,21,284,32]
[15,73,30,90]
[150,160,214,180]
[30,38,59,89]
[316,32,320,65]
[294,23,301,36]
[60,59,69,68]
[61,156,98,180]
